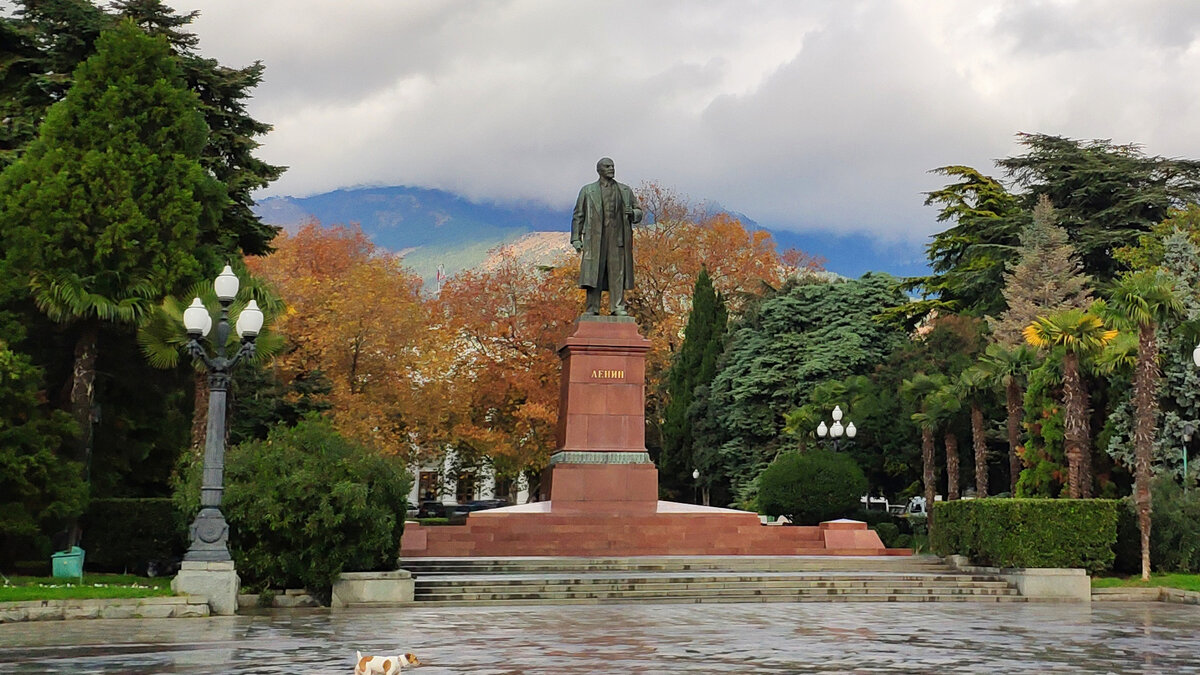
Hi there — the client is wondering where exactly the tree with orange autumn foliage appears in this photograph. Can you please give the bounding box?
[433,247,579,494]
[246,222,433,460]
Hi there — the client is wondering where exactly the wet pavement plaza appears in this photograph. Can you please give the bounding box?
[2,602,1199,674]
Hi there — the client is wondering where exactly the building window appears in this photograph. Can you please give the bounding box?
[456,472,476,503]
[418,471,439,502]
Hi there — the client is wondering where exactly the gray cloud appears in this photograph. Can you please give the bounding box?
[175,0,1200,242]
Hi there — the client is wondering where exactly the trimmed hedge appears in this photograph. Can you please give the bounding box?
[81,498,186,574]
[931,498,1120,573]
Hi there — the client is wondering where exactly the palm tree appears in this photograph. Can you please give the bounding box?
[977,343,1037,493]
[927,386,964,500]
[138,271,284,457]
[1094,271,1183,581]
[1023,308,1118,498]
[958,367,993,497]
[31,272,157,477]
[903,373,948,528]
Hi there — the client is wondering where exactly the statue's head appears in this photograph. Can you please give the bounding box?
[596,157,615,179]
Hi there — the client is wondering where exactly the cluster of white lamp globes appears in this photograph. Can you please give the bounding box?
[817,405,856,450]
[178,264,262,563]
[182,265,262,341]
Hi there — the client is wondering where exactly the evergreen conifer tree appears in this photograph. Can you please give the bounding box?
[991,195,1093,345]
[660,268,726,501]
[0,22,217,506]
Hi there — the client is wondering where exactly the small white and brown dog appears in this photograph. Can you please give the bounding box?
[354,650,420,674]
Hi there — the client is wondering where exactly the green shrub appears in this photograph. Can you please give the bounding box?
[757,450,867,525]
[931,498,1119,572]
[893,533,913,549]
[1148,479,1200,572]
[872,522,900,548]
[174,416,411,601]
[81,498,185,574]
[1112,500,1141,574]
[1113,478,1200,574]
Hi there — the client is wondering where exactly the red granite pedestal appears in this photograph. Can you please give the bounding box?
[401,317,899,558]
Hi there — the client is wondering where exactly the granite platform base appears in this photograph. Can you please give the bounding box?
[400,503,897,558]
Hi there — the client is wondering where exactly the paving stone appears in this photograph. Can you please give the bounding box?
[1,602,1199,672]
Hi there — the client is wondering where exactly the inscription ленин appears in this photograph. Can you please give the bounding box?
[591,369,625,379]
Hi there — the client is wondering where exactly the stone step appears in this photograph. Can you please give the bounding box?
[415,585,1020,600]
[400,555,1018,605]
[414,584,1017,597]
[414,575,1014,589]
[405,592,1030,606]
[401,556,947,575]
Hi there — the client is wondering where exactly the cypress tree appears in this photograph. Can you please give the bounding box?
[660,268,726,500]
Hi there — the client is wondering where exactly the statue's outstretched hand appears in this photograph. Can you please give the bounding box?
[571,239,583,252]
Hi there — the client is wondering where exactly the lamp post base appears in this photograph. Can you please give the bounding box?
[172,560,240,615]
[183,506,232,562]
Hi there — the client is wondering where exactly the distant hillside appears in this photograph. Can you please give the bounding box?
[480,232,575,271]
[254,186,570,286]
[253,185,930,287]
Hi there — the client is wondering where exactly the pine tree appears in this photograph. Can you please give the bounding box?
[991,195,1093,346]
[0,22,217,508]
[660,268,726,501]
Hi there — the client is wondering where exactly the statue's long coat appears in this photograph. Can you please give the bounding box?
[571,180,642,290]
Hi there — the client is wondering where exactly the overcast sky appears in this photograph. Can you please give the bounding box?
[173,0,1200,243]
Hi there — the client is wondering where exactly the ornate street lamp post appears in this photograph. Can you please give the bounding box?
[816,405,857,452]
[180,265,262,561]
[692,468,700,505]
[171,265,261,615]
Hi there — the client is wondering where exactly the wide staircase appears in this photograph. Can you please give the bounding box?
[402,556,1026,606]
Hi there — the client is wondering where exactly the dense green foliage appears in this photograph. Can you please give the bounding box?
[80,498,184,574]
[1112,478,1200,574]
[0,2,282,553]
[660,268,727,500]
[931,498,1120,572]
[911,165,1022,318]
[0,341,83,565]
[0,22,217,497]
[174,417,411,598]
[756,450,868,525]
[872,522,900,548]
[991,196,1092,346]
[998,133,1200,281]
[707,274,907,502]
[1,0,283,256]
[0,21,215,301]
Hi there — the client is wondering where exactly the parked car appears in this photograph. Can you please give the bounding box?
[900,495,943,518]
[449,499,510,517]
[417,501,450,519]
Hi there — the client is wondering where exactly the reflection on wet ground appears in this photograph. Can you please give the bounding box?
[2,602,1199,674]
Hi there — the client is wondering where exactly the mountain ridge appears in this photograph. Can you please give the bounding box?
[253,185,930,286]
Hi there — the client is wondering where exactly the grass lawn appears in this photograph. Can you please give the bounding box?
[0,573,174,602]
[1091,573,1200,593]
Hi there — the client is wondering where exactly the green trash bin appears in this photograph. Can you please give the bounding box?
[51,546,85,579]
